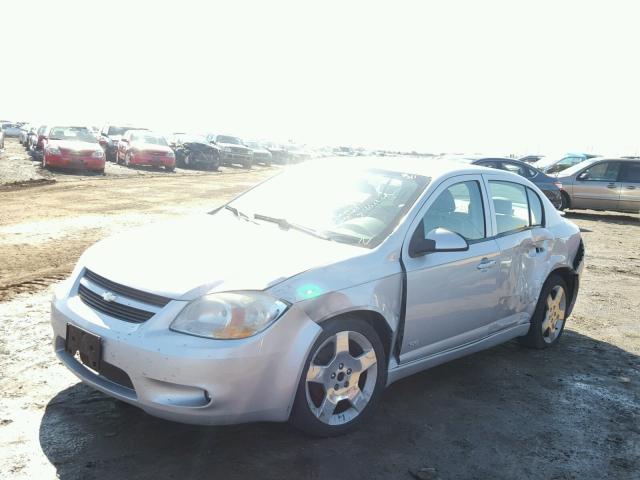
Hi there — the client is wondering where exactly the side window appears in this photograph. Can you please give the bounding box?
[477,161,498,169]
[489,181,530,234]
[421,181,485,241]
[527,188,544,226]
[579,162,620,182]
[619,162,640,183]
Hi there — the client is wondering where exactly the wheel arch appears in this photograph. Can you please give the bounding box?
[546,266,579,317]
[320,310,393,368]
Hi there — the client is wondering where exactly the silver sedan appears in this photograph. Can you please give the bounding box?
[51,157,584,436]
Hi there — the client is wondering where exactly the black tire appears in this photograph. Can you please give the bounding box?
[165,165,175,172]
[560,191,571,211]
[518,273,569,349]
[289,316,386,437]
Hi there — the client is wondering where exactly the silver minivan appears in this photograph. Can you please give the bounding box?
[51,158,584,436]
[557,158,640,212]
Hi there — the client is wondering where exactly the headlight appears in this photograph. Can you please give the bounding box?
[92,150,104,158]
[166,150,175,158]
[46,146,60,155]
[170,291,289,339]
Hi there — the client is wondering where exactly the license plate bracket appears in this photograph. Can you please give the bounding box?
[65,324,102,371]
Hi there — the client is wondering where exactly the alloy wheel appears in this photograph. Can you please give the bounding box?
[542,285,566,343]
[305,330,377,426]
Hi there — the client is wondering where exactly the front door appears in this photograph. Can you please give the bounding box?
[571,161,621,211]
[400,175,501,364]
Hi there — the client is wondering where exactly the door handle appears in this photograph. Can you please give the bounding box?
[625,185,636,190]
[606,183,617,189]
[477,259,496,270]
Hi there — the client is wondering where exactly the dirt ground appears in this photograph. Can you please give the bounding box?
[0,138,638,480]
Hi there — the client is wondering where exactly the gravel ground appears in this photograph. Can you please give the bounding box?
[0,140,638,480]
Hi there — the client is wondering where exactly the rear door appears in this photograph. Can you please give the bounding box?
[484,176,553,325]
[571,161,621,211]
[618,161,640,212]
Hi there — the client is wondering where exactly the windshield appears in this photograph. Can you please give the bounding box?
[48,127,97,143]
[535,154,580,169]
[227,162,429,248]
[180,134,209,144]
[558,158,600,177]
[216,135,242,145]
[108,126,141,136]
[130,132,168,146]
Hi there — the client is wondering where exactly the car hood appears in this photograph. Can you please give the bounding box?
[131,142,172,153]
[218,142,250,149]
[80,212,363,301]
[251,147,271,155]
[50,139,101,151]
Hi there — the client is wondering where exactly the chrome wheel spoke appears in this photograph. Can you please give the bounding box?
[541,317,552,334]
[306,363,328,383]
[317,395,337,419]
[335,331,350,355]
[349,388,368,412]
[355,349,377,373]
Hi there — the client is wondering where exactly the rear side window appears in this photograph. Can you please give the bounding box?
[619,162,640,182]
[489,181,530,234]
[527,188,544,226]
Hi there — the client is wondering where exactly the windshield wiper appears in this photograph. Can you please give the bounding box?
[254,213,331,241]
[224,205,254,222]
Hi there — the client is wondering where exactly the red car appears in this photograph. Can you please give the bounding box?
[42,126,105,174]
[116,130,175,172]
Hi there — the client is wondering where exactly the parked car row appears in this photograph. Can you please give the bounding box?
[13,121,299,174]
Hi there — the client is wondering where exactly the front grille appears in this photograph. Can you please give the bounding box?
[78,284,155,323]
[100,360,134,389]
[84,269,170,307]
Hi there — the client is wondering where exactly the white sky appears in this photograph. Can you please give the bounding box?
[2,0,639,154]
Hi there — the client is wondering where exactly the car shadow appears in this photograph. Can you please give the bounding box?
[565,210,639,226]
[38,330,639,480]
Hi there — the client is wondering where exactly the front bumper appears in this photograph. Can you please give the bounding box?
[46,154,105,170]
[51,281,321,425]
[221,152,252,163]
[129,153,175,167]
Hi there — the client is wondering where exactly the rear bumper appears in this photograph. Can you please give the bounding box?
[51,281,321,425]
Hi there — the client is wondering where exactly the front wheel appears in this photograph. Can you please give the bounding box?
[518,274,569,349]
[560,191,571,211]
[290,317,386,437]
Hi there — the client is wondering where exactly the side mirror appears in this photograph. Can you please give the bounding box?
[409,227,469,257]
[577,171,589,181]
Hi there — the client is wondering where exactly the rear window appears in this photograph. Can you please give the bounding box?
[489,181,545,235]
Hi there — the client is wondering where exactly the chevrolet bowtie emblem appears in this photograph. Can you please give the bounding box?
[101,291,117,303]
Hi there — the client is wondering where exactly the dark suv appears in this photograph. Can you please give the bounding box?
[99,124,146,162]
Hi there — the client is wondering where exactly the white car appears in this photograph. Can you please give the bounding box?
[51,157,584,436]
